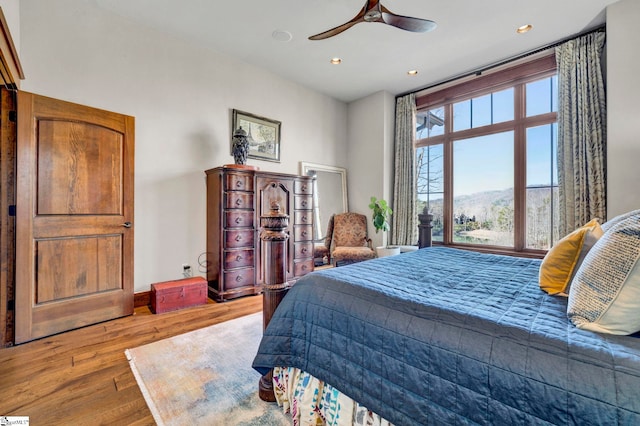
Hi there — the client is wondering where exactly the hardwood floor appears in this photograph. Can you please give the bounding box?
[0,295,263,425]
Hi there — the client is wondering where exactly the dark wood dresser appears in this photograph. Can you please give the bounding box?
[205,165,314,301]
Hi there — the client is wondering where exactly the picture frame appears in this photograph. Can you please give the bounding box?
[231,109,281,163]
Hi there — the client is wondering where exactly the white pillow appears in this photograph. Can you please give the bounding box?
[600,209,640,233]
[567,213,640,335]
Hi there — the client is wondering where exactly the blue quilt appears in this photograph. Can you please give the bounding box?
[253,247,640,425]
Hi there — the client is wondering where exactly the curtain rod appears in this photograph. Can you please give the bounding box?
[397,24,606,99]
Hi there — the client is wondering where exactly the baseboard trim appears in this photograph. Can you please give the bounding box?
[134,291,151,308]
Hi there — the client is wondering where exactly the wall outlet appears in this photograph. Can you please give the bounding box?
[182,264,192,278]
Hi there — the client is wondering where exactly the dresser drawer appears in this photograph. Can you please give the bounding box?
[295,195,312,210]
[224,210,254,228]
[294,224,313,241]
[224,229,255,248]
[294,210,312,225]
[223,267,255,290]
[225,192,253,210]
[294,259,314,276]
[223,248,254,269]
[294,242,313,259]
[294,179,313,195]
[225,172,254,192]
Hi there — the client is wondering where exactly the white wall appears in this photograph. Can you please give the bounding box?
[346,91,395,248]
[18,0,348,291]
[606,0,640,217]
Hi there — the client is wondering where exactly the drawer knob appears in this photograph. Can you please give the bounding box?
[301,216,307,222]
[301,184,307,191]
[235,198,242,206]
[235,235,242,242]
[301,200,308,207]
[301,247,308,254]
[235,275,243,282]
[301,230,307,237]
[235,217,243,224]
[236,255,243,262]
[301,265,308,271]
[236,180,243,188]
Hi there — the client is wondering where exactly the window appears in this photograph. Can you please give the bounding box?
[416,143,444,241]
[453,131,514,246]
[415,55,558,254]
[453,88,514,131]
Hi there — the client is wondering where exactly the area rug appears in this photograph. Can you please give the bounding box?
[125,312,290,425]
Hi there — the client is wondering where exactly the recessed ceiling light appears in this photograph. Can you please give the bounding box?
[272,30,292,42]
[407,70,418,76]
[516,24,533,34]
[330,57,342,65]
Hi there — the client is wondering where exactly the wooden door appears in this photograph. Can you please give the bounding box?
[14,91,134,344]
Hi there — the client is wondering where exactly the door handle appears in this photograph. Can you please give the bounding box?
[122,222,132,228]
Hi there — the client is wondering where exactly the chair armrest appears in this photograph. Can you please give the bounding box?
[365,237,373,249]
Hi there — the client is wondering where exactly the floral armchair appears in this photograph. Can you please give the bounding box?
[328,212,376,266]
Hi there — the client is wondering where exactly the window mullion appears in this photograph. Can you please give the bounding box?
[443,103,454,245]
[514,83,527,251]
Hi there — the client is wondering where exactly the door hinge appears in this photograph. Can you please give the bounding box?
[8,205,15,216]
[8,110,16,122]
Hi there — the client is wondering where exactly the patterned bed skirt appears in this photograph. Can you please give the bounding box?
[273,367,393,426]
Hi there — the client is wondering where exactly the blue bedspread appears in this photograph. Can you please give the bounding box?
[252,247,640,425]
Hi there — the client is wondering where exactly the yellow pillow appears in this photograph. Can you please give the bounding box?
[539,218,603,296]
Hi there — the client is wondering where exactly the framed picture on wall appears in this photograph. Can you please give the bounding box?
[231,109,281,162]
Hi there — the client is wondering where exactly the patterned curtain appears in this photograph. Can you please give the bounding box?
[556,31,607,237]
[391,93,417,245]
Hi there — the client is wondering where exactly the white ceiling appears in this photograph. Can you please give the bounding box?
[93,0,617,103]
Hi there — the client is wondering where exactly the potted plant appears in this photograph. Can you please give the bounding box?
[368,196,401,257]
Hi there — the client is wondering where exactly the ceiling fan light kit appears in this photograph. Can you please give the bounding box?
[309,0,437,40]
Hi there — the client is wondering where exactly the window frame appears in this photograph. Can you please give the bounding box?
[415,54,557,258]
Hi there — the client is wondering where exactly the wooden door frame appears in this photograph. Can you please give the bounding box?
[0,88,16,346]
[0,7,31,346]
[0,7,24,89]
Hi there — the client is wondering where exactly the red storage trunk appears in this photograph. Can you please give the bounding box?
[150,277,208,314]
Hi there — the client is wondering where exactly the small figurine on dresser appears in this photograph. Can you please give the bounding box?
[232,126,250,165]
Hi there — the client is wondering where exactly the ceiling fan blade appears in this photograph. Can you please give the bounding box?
[308,2,370,40]
[308,19,364,40]
[381,6,437,33]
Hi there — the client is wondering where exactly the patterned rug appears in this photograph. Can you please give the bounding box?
[125,312,290,425]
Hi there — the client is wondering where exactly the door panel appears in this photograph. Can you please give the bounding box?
[37,120,123,215]
[15,91,134,344]
[36,235,122,303]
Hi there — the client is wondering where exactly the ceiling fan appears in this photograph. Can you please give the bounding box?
[308,0,437,41]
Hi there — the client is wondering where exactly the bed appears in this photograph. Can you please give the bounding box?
[253,240,640,425]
